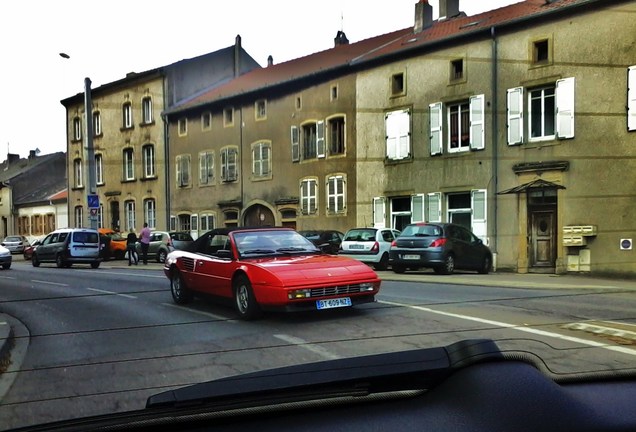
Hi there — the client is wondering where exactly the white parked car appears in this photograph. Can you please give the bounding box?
[0,244,12,269]
[339,227,400,270]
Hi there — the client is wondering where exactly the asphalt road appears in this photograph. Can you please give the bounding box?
[0,256,635,429]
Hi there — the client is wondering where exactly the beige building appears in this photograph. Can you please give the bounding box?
[61,38,260,234]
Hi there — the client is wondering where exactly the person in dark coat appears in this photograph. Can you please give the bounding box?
[126,229,139,265]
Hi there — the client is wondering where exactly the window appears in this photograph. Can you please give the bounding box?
[300,178,318,215]
[385,109,410,160]
[629,66,636,131]
[451,59,464,81]
[224,108,234,126]
[326,175,345,214]
[93,111,102,136]
[302,122,317,159]
[178,214,191,231]
[507,77,575,145]
[221,147,238,182]
[124,200,135,232]
[142,97,152,124]
[176,154,191,187]
[252,142,271,178]
[199,151,214,185]
[328,116,345,155]
[122,102,133,129]
[532,39,550,64]
[202,112,212,130]
[170,215,177,231]
[73,158,83,188]
[74,206,83,228]
[430,95,485,155]
[448,101,469,152]
[331,85,338,101]
[224,210,239,228]
[201,214,216,231]
[391,73,405,96]
[255,100,267,120]
[73,116,82,141]
[144,199,156,229]
[295,97,302,110]
[142,144,155,178]
[95,154,103,185]
[178,118,187,136]
[123,148,134,181]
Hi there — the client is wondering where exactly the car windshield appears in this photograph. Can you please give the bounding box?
[3,0,636,430]
[235,230,319,256]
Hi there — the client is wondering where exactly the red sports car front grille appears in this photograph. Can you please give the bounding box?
[310,284,364,297]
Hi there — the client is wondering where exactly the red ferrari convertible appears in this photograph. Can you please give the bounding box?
[163,227,381,320]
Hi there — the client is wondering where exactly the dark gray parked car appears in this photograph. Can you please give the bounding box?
[136,231,194,263]
[389,223,492,275]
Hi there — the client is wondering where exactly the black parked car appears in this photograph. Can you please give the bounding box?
[389,222,492,275]
[298,230,344,254]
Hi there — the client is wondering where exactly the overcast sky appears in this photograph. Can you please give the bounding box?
[0,0,520,160]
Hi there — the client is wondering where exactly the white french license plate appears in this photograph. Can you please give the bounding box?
[316,297,352,310]
[403,254,420,260]
[349,244,364,249]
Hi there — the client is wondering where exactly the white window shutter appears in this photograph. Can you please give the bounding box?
[426,192,442,222]
[469,94,485,150]
[385,112,398,159]
[317,120,326,158]
[175,157,182,186]
[429,102,443,155]
[373,197,386,228]
[411,194,425,223]
[471,189,488,244]
[507,87,523,145]
[628,66,636,131]
[556,77,575,139]
[291,126,300,162]
[399,109,411,159]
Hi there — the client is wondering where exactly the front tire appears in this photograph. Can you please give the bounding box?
[233,275,261,320]
[171,270,193,304]
[91,261,100,269]
[32,254,40,267]
[392,265,406,274]
[478,255,491,274]
[158,249,167,263]
[56,254,65,268]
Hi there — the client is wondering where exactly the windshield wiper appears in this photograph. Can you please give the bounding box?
[276,247,308,253]
[241,249,276,255]
[146,339,502,409]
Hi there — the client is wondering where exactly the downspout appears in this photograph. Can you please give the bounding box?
[491,26,499,260]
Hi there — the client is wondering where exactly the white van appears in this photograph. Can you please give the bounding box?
[32,228,102,268]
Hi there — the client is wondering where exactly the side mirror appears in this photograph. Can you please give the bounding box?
[216,249,233,260]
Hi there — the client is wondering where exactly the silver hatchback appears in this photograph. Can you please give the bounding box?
[1,235,30,254]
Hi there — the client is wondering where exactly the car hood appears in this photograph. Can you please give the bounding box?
[254,255,378,285]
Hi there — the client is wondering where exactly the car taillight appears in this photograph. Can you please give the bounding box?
[370,241,379,252]
[430,238,447,248]
[391,240,397,247]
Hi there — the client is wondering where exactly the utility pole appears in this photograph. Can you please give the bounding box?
[84,77,98,229]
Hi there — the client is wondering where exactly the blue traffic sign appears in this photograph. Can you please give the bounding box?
[87,194,99,209]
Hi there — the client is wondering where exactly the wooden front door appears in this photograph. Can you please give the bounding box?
[529,209,556,271]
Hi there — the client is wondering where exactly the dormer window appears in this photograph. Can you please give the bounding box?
[391,73,405,96]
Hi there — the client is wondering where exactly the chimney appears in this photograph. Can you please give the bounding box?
[234,34,242,77]
[29,150,36,159]
[414,0,433,33]
[334,30,349,47]
[267,55,274,67]
[439,0,460,20]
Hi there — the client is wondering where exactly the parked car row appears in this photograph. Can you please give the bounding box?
[308,223,492,275]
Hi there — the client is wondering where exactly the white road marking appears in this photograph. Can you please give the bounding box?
[87,287,137,299]
[32,280,69,287]
[379,300,636,357]
[78,269,165,278]
[274,334,339,360]
[161,303,235,322]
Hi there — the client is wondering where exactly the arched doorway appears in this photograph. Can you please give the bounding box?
[243,204,275,227]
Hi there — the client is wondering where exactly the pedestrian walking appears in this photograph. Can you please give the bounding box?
[126,229,138,266]
[139,222,151,264]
